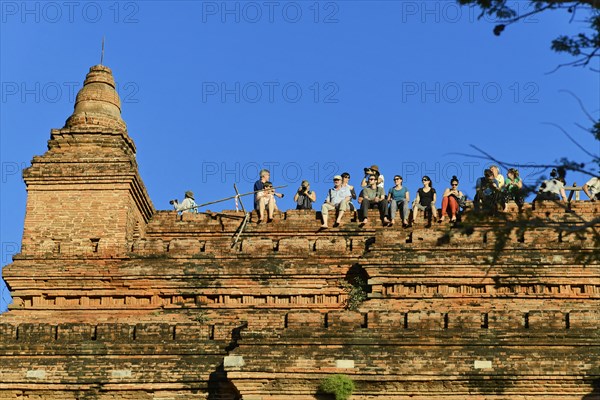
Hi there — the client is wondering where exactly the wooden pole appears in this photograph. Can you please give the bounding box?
[174,185,287,213]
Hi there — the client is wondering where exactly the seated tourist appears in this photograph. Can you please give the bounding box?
[502,168,524,210]
[341,172,357,211]
[256,181,283,223]
[534,169,567,203]
[254,169,270,211]
[386,175,409,227]
[490,165,505,188]
[294,180,317,210]
[412,176,437,224]
[582,176,600,201]
[475,169,501,211]
[439,176,464,223]
[358,174,388,226]
[321,175,352,228]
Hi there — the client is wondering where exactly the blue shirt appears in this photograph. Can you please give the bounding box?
[254,180,265,210]
[388,186,408,202]
[325,186,351,205]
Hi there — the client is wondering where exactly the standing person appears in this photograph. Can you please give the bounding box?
[254,169,270,211]
[255,181,284,223]
[170,191,198,214]
[360,165,384,188]
[439,176,464,223]
[387,175,410,227]
[502,168,524,210]
[490,165,505,188]
[294,180,316,210]
[341,172,357,210]
[358,174,388,226]
[321,175,352,228]
[534,169,567,203]
[582,176,600,201]
[412,176,437,224]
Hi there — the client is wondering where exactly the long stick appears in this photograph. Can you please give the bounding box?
[175,185,287,213]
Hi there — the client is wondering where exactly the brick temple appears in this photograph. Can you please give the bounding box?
[1,65,598,399]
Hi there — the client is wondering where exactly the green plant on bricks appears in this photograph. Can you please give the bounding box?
[319,374,355,400]
[340,277,367,311]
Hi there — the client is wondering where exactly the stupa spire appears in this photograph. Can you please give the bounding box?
[64,65,127,132]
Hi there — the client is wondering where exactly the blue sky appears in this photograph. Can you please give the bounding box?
[1,1,599,311]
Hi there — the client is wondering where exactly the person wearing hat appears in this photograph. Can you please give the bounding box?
[361,164,384,189]
[321,175,352,228]
[171,191,199,214]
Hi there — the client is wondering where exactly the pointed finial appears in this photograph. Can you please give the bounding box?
[100,36,105,65]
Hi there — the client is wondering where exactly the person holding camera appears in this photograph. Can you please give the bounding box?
[294,180,316,210]
[474,169,500,211]
[359,174,388,226]
[170,191,198,214]
[534,168,567,203]
[256,181,283,223]
[360,165,384,188]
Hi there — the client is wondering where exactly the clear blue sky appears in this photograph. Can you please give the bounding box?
[1,1,598,311]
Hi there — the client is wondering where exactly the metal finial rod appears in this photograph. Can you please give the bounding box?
[100,36,105,65]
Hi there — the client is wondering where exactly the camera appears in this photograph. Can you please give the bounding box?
[364,167,372,175]
[169,200,177,205]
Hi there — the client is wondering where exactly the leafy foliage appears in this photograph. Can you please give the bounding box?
[319,374,355,400]
[458,0,600,70]
[340,276,368,311]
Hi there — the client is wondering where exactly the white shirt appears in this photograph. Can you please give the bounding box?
[585,177,600,195]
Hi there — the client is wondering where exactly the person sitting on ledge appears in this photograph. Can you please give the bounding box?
[475,169,501,212]
[294,180,316,210]
[582,176,600,201]
[256,181,283,223]
[439,176,464,223]
[254,169,270,210]
[534,168,567,203]
[412,175,437,225]
[170,191,198,214]
[321,175,351,228]
[502,168,524,211]
[490,165,505,188]
[359,174,388,226]
[386,175,409,227]
[341,172,357,211]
